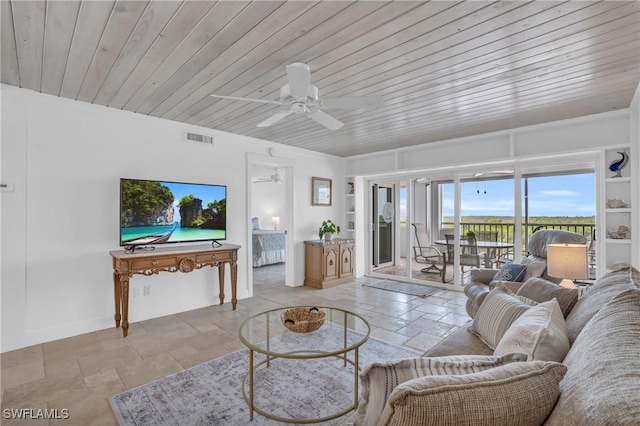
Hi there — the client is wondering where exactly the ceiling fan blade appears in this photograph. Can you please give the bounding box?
[286,62,311,98]
[257,110,292,127]
[308,110,344,130]
[210,94,281,105]
[319,95,384,109]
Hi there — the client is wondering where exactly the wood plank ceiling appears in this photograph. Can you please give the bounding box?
[2,1,639,157]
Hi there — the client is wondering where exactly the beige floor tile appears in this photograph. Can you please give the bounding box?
[0,360,45,390]
[115,352,183,389]
[0,263,473,424]
[1,345,43,370]
[77,345,141,377]
[370,328,410,347]
[403,332,445,352]
[49,380,123,426]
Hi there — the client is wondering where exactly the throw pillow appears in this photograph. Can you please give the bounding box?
[378,361,567,426]
[516,277,579,317]
[251,217,260,230]
[490,261,527,284]
[494,299,570,362]
[354,354,522,426]
[470,287,536,350]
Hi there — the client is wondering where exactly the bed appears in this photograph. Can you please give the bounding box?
[252,229,286,267]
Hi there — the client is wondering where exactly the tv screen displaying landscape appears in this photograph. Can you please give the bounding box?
[120,178,226,247]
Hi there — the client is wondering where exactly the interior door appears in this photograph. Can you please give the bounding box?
[373,184,394,268]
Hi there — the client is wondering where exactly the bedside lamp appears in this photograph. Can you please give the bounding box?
[271,216,280,230]
[547,243,589,288]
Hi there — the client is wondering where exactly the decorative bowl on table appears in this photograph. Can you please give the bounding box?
[281,307,325,333]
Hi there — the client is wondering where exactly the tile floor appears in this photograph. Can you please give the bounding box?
[1,264,470,425]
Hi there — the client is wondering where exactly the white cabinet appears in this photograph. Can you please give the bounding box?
[602,147,632,273]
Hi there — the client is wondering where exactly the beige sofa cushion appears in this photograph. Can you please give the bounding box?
[354,355,519,426]
[470,287,536,349]
[494,299,570,362]
[516,277,579,318]
[378,361,567,426]
[565,267,639,344]
[545,288,640,425]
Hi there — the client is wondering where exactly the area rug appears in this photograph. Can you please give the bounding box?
[363,279,441,298]
[110,326,421,425]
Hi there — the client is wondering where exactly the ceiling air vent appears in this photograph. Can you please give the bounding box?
[184,131,215,145]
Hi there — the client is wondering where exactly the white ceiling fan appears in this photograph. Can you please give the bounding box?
[253,168,283,184]
[211,62,384,130]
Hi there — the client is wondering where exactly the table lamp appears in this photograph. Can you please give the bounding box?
[547,243,589,288]
[271,216,280,230]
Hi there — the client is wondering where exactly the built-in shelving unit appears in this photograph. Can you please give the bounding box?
[345,177,355,235]
[602,147,632,273]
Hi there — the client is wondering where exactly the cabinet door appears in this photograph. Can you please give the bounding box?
[340,244,354,278]
[323,246,339,281]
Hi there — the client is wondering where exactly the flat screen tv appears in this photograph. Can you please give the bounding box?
[120,178,226,251]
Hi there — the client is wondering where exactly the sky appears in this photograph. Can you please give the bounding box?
[441,173,595,217]
[162,181,226,222]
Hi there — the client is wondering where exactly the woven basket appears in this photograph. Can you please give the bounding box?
[281,307,325,333]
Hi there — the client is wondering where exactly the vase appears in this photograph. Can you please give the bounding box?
[324,233,334,241]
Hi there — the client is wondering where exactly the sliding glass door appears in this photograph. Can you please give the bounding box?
[372,184,394,269]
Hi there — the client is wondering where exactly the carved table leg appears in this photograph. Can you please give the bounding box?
[218,264,225,305]
[120,275,130,337]
[231,260,238,310]
[113,273,121,328]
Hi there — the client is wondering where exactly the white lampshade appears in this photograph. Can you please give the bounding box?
[271,216,280,230]
[547,243,589,280]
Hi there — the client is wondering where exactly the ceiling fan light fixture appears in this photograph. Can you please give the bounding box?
[210,62,380,130]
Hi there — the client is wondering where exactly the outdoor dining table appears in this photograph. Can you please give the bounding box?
[434,239,515,282]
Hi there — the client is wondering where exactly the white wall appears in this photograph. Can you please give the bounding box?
[630,83,640,269]
[251,177,286,231]
[1,85,345,352]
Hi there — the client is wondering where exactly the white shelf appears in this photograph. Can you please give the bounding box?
[602,146,632,278]
[605,177,631,183]
[605,239,632,244]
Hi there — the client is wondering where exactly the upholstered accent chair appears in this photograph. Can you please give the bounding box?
[463,229,588,318]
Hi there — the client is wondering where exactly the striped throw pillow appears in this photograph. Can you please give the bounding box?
[379,361,567,426]
[355,354,522,426]
[470,287,536,350]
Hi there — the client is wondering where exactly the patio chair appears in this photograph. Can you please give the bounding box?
[441,234,487,282]
[476,230,499,266]
[411,223,442,274]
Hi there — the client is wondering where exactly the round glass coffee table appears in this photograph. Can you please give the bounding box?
[238,306,370,424]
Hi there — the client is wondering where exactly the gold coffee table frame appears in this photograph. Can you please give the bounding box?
[238,306,370,424]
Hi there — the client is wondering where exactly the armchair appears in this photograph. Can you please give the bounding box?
[441,234,487,283]
[463,229,587,317]
[411,223,442,273]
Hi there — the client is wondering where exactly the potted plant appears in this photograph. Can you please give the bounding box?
[319,220,341,241]
[466,229,476,243]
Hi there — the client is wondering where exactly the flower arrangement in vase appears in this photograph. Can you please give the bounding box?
[319,220,341,241]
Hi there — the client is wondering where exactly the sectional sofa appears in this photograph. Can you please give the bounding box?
[350,266,640,425]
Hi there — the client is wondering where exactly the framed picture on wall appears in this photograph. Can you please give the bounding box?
[312,177,332,206]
